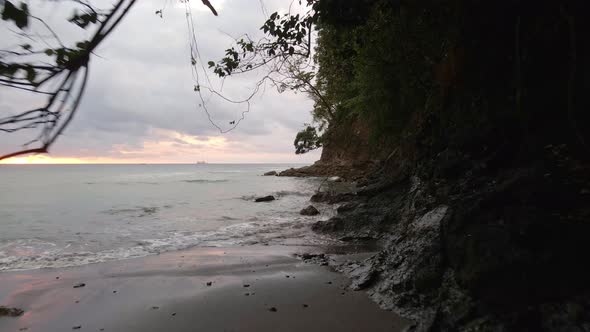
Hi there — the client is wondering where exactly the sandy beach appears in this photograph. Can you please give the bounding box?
[0,245,409,332]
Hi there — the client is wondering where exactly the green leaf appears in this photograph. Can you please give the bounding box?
[25,66,36,83]
[2,1,29,29]
[76,41,89,50]
[207,61,215,68]
[69,11,98,29]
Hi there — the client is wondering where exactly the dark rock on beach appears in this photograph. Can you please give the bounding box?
[0,306,24,317]
[254,195,275,202]
[263,171,278,176]
[300,205,319,216]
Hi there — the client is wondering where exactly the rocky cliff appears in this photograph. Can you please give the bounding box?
[283,1,590,330]
[312,142,590,331]
[280,114,387,180]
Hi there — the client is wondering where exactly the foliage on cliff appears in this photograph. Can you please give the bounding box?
[302,0,590,162]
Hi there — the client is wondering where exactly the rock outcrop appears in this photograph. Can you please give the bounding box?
[311,145,590,331]
[254,195,275,202]
[300,205,320,216]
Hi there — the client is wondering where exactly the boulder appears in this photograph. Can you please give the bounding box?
[263,171,278,176]
[254,195,275,202]
[300,205,320,216]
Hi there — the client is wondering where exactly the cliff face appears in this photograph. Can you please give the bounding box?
[280,114,387,180]
[295,1,590,330]
[316,114,384,167]
[314,144,590,331]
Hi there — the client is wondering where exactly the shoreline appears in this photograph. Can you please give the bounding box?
[0,245,409,332]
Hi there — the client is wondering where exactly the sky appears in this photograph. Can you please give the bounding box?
[0,0,322,164]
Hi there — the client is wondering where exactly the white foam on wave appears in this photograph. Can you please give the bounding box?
[0,209,337,272]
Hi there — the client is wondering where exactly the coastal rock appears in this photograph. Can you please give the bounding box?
[310,192,355,204]
[312,217,345,233]
[278,167,307,177]
[300,205,320,216]
[277,162,376,181]
[254,195,275,202]
[73,283,86,288]
[296,253,329,266]
[311,145,590,331]
[263,171,278,176]
[0,306,24,317]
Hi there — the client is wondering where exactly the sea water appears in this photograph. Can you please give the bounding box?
[0,164,333,271]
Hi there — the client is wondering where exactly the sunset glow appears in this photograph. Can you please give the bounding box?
[0,155,122,164]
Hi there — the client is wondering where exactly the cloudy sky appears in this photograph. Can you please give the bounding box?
[0,0,322,163]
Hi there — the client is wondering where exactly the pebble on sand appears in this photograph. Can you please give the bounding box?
[268,307,277,312]
[73,283,86,288]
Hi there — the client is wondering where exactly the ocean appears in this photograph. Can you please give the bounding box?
[0,164,335,272]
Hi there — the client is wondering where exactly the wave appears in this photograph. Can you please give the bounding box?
[85,181,160,185]
[219,215,239,221]
[0,216,335,272]
[274,190,314,197]
[182,179,228,183]
[102,205,171,217]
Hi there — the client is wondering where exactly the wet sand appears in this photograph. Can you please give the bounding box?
[0,245,409,331]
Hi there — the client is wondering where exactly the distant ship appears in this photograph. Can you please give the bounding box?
[196,161,207,164]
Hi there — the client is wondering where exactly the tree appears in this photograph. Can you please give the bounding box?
[0,0,218,160]
[293,124,322,154]
[204,0,337,153]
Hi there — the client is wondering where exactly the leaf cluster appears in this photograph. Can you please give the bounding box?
[294,125,323,154]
